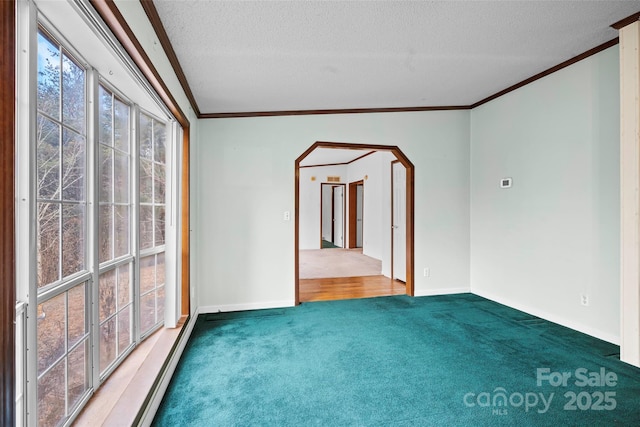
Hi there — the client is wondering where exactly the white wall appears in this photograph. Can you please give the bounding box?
[298,150,396,274]
[470,46,620,343]
[195,111,471,310]
[346,151,397,275]
[321,184,335,243]
[299,165,347,249]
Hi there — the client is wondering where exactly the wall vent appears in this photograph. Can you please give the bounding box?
[327,176,341,182]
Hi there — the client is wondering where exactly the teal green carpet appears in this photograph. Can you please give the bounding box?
[153,294,640,426]
[322,239,340,249]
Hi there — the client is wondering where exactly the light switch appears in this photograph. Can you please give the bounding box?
[283,211,290,221]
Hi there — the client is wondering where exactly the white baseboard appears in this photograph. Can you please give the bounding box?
[199,300,295,314]
[414,287,470,297]
[472,289,620,345]
[139,313,199,426]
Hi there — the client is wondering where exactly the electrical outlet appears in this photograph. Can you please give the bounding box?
[581,294,589,306]
[423,268,430,277]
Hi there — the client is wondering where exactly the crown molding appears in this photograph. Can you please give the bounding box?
[139,0,201,117]
[611,11,640,30]
[90,0,190,129]
[471,38,619,109]
[138,1,623,119]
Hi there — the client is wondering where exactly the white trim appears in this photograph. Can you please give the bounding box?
[139,313,198,427]
[472,289,620,345]
[15,302,27,427]
[414,287,470,297]
[199,300,296,314]
[88,66,102,392]
[163,122,180,328]
[619,21,640,368]
[132,103,141,345]
[16,1,39,424]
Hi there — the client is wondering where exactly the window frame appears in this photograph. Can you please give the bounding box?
[94,80,137,379]
[16,5,178,425]
[34,25,91,293]
[137,109,169,340]
[33,22,93,427]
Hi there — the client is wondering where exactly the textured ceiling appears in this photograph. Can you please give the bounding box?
[152,0,640,115]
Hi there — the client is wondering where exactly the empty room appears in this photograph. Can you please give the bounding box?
[2,1,640,426]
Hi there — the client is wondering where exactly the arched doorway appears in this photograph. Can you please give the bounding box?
[294,141,415,305]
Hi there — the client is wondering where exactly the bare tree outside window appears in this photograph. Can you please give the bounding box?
[36,30,89,427]
[98,85,133,375]
[36,33,86,289]
[32,24,171,427]
[139,113,166,335]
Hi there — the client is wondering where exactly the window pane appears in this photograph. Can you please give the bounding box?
[62,54,85,132]
[140,292,156,335]
[114,151,129,204]
[117,263,131,309]
[114,98,129,153]
[154,121,166,163]
[140,113,152,159]
[117,306,132,355]
[62,203,85,277]
[100,145,113,203]
[140,255,155,294]
[37,31,60,120]
[154,163,165,203]
[156,252,165,286]
[62,129,85,202]
[157,286,165,325]
[114,205,129,258]
[67,283,86,348]
[98,205,113,263]
[99,86,112,146]
[154,206,165,246]
[38,202,60,287]
[100,317,117,373]
[36,115,60,200]
[140,159,153,203]
[99,269,116,323]
[37,293,66,375]
[68,340,89,411]
[37,359,65,427]
[140,205,153,250]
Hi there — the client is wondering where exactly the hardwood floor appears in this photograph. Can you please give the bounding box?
[300,275,406,302]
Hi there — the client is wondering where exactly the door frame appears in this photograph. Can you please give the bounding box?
[295,141,415,304]
[391,160,405,282]
[348,180,364,248]
[332,184,346,247]
[320,183,346,248]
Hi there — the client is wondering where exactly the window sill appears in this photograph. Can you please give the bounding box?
[73,318,186,426]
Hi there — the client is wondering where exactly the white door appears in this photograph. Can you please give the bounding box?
[321,185,333,243]
[392,162,406,281]
[333,186,344,247]
[356,184,364,247]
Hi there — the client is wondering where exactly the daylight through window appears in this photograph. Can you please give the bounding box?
[33,23,171,426]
